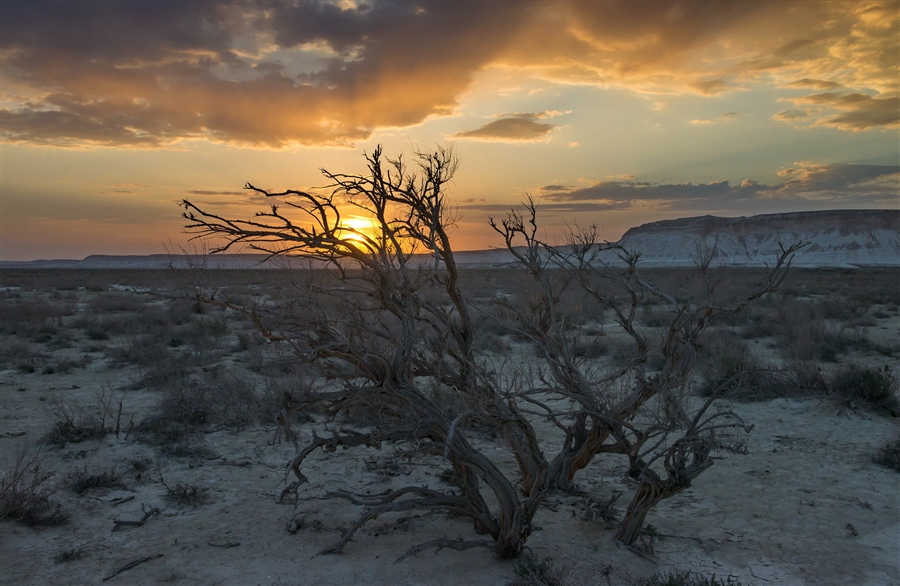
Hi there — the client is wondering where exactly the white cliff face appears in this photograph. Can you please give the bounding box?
[616,210,900,267]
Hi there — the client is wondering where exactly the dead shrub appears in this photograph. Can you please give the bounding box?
[181,146,802,558]
[0,448,68,526]
[42,391,133,447]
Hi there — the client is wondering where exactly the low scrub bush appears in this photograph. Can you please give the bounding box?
[830,365,899,416]
[510,556,563,586]
[572,336,608,359]
[54,548,88,564]
[0,297,72,338]
[637,569,742,586]
[87,292,142,314]
[873,438,900,472]
[42,392,134,447]
[64,465,124,495]
[73,314,137,339]
[0,448,67,526]
[183,316,230,350]
[43,419,107,447]
[139,368,265,453]
[699,332,827,401]
[110,334,170,367]
[155,368,261,428]
[130,352,194,389]
[41,355,91,375]
[0,338,46,373]
[165,482,211,507]
[698,332,777,399]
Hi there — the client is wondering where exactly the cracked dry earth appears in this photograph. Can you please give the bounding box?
[0,283,898,585]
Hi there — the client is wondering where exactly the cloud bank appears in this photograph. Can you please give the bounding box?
[458,163,899,213]
[1,1,897,147]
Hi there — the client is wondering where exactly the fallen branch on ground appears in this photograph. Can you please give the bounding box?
[112,505,159,531]
[102,553,163,581]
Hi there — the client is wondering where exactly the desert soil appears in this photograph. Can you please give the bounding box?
[1,281,898,586]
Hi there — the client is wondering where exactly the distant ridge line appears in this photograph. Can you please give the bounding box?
[2,210,897,269]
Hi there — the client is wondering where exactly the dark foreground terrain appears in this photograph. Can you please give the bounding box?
[1,267,898,585]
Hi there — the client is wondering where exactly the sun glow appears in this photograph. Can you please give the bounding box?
[338,215,379,244]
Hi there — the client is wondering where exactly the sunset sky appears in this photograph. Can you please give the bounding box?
[2,1,898,261]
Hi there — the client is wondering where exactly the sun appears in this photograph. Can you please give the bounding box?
[338,216,379,244]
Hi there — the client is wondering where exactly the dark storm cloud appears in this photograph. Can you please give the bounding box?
[1,1,896,147]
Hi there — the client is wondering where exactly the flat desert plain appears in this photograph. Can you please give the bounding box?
[1,268,898,586]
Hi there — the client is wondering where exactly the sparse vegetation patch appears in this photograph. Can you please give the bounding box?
[0,448,68,526]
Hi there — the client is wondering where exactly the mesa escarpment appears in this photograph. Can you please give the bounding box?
[618,209,899,267]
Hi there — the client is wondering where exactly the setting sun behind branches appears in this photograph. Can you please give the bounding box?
[338,216,379,244]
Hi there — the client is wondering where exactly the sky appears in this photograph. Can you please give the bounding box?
[1,0,898,261]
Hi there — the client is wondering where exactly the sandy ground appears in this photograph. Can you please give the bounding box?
[1,285,898,586]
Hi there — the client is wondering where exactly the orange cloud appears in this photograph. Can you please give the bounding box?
[1,1,896,147]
